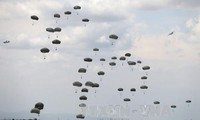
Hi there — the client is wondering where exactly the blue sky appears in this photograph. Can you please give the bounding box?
[0,0,200,120]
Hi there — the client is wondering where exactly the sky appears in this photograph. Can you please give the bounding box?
[0,0,200,120]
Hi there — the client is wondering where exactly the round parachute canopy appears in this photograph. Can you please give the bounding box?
[79,103,86,107]
[100,58,106,61]
[31,15,39,20]
[92,83,99,88]
[171,105,176,108]
[142,66,150,70]
[127,61,136,65]
[76,114,85,119]
[84,58,92,62]
[78,68,87,73]
[109,34,118,39]
[54,13,60,18]
[125,53,131,57]
[74,5,81,10]
[140,85,148,89]
[141,76,148,79]
[46,28,54,33]
[93,48,99,51]
[154,101,160,105]
[52,39,61,44]
[124,98,131,102]
[109,62,116,66]
[137,60,142,64]
[64,11,72,15]
[186,100,192,103]
[119,56,126,61]
[73,81,82,87]
[111,56,117,60]
[79,95,87,100]
[81,88,88,92]
[85,81,94,87]
[97,71,105,76]
[130,88,136,92]
[40,48,50,53]
[118,88,123,91]
[54,27,62,32]
[82,18,89,22]
[30,108,40,115]
[35,102,44,110]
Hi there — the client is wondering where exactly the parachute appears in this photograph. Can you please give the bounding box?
[78,68,87,79]
[81,88,88,92]
[82,18,89,26]
[84,58,93,67]
[54,13,60,23]
[97,71,105,81]
[40,48,50,59]
[119,56,126,65]
[64,11,72,19]
[109,34,118,45]
[93,48,99,55]
[52,39,61,50]
[30,108,40,115]
[73,5,81,15]
[31,15,39,25]
[79,95,87,100]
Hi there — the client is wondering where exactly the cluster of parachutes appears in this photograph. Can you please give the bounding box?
[30,102,44,116]
[30,2,192,120]
[30,4,90,59]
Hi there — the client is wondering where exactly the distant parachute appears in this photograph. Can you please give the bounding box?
[81,88,88,93]
[31,15,39,25]
[93,48,99,55]
[79,103,86,108]
[154,101,160,105]
[109,34,118,45]
[109,62,116,70]
[130,88,136,96]
[30,108,40,116]
[40,48,50,59]
[168,31,174,36]
[125,53,131,57]
[3,40,10,44]
[78,68,87,79]
[84,58,92,67]
[35,102,44,110]
[73,81,82,87]
[140,85,148,94]
[100,58,106,65]
[142,66,150,75]
[73,81,82,93]
[111,56,117,60]
[97,71,105,81]
[127,61,136,71]
[119,56,126,65]
[76,114,85,119]
[125,53,131,61]
[141,76,148,84]
[124,98,131,102]
[54,13,60,23]
[82,18,89,26]
[79,95,87,100]
[186,100,192,107]
[74,5,81,15]
[52,39,61,50]
[118,88,123,96]
[171,105,176,112]
[85,81,94,87]
[64,11,72,19]
[46,27,54,39]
